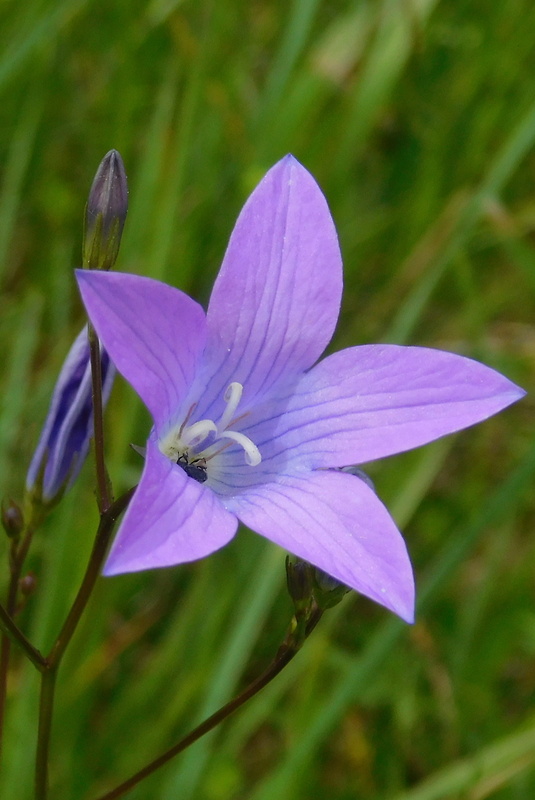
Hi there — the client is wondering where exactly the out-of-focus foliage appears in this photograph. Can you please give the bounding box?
[0,1,534,798]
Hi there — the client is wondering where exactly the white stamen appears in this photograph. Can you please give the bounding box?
[181,419,217,448]
[217,431,261,466]
[162,380,261,470]
[218,382,243,432]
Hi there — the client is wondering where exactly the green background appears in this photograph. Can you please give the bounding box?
[1,1,534,798]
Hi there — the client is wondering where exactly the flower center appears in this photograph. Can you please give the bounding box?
[159,382,261,481]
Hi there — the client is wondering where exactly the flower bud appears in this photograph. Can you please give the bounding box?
[286,555,314,609]
[1,498,24,538]
[26,327,115,506]
[312,567,350,610]
[285,556,317,639]
[19,572,37,598]
[83,150,128,271]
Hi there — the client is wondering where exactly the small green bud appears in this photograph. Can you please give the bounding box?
[83,149,128,270]
[1,498,24,538]
[286,555,314,611]
[312,568,350,610]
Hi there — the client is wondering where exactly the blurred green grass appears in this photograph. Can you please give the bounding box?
[1,1,534,798]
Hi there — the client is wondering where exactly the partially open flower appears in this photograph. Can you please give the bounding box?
[76,156,524,622]
[26,327,115,505]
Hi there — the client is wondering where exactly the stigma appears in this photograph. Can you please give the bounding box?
[159,382,261,478]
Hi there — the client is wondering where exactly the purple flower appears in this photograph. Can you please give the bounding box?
[75,156,524,621]
[26,327,115,504]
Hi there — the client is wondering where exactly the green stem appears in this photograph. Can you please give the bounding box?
[34,669,57,800]
[88,324,112,513]
[93,607,323,800]
[47,488,135,669]
[32,306,127,798]
[0,602,46,671]
[1,527,47,776]
[0,520,41,756]
[34,487,135,800]
[0,540,24,756]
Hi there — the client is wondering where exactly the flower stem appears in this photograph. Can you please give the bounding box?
[0,602,46,671]
[88,324,112,513]
[34,487,135,800]
[47,488,135,669]
[34,669,57,800]
[0,524,45,759]
[93,607,324,800]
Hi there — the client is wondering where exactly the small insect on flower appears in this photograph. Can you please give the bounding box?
[176,453,208,484]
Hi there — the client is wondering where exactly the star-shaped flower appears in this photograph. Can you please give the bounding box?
[76,156,524,622]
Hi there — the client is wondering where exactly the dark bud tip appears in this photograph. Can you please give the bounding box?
[83,149,128,270]
[19,572,37,598]
[285,556,315,615]
[312,568,351,610]
[1,498,24,538]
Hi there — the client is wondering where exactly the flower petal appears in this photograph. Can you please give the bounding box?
[104,436,238,575]
[228,470,414,622]
[203,155,342,407]
[76,271,207,431]
[260,345,525,468]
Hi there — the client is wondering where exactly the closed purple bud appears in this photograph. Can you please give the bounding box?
[26,327,115,505]
[83,150,128,271]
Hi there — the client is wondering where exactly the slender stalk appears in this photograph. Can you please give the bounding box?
[34,487,135,800]
[0,602,46,671]
[88,324,112,513]
[0,541,24,753]
[47,487,135,669]
[0,522,45,759]
[34,669,57,800]
[0,571,18,731]
[94,608,323,800]
[33,266,126,798]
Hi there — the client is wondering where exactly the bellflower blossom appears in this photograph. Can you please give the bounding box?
[76,156,524,622]
[26,327,115,504]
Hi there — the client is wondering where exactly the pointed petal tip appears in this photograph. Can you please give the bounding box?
[371,577,415,624]
[268,153,310,181]
[281,152,300,168]
[398,602,415,625]
[511,384,527,402]
[486,379,526,414]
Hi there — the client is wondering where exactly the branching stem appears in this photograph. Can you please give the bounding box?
[34,487,135,800]
[93,607,323,800]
